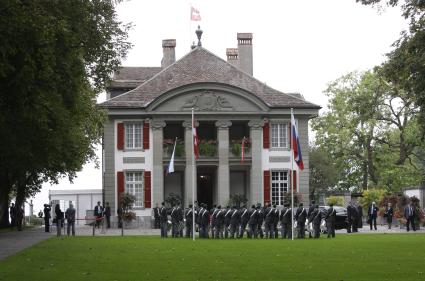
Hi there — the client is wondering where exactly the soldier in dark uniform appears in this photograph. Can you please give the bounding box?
[264,202,274,238]
[295,203,307,238]
[200,204,210,238]
[272,204,279,238]
[185,204,193,237]
[43,204,51,232]
[256,203,264,238]
[160,202,168,238]
[356,203,363,229]
[346,202,355,233]
[310,204,322,238]
[224,206,232,238]
[170,204,177,237]
[215,205,225,238]
[196,202,204,232]
[229,206,240,238]
[153,203,160,229]
[280,203,292,239]
[210,205,218,238]
[326,203,337,238]
[307,201,315,238]
[238,205,249,238]
[248,204,258,238]
[350,203,359,233]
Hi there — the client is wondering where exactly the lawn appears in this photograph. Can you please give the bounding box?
[1,234,425,281]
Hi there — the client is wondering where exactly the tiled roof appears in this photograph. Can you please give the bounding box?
[107,67,161,88]
[101,47,320,109]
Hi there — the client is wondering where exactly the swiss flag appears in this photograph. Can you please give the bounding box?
[193,115,199,159]
[191,6,201,21]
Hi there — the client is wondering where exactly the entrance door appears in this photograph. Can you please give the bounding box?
[197,171,214,209]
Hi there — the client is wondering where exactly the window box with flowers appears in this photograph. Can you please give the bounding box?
[230,138,251,157]
[199,139,217,157]
[163,139,185,158]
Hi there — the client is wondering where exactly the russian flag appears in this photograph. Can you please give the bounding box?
[291,111,304,170]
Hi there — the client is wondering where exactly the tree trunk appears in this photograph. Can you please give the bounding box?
[0,171,11,228]
[14,174,27,231]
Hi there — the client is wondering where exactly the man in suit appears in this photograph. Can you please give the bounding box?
[356,204,363,229]
[280,203,292,239]
[368,202,379,230]
[94,201,103,228]
[43,204,51,232]
[159,202,168,238]
[295,203,307,238]
[65,203,76,236]
[404,201,416,232]
[347,201,358,233]
[326,203,336,238]
[384,202,394,230]
[238,205,249,238]
[104,202,111,228]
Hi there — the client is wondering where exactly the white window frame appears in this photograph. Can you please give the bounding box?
[125,171,144,208]
[124,123,143,150]
[270,122,288,149]
[270,170,289,206]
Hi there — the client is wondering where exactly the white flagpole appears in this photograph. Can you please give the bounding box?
[192,108,196,241]
[291,108,294,241]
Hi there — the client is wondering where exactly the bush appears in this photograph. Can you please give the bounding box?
[165,193,182,207]
[229,194,248,208]
[283,192,303,206]
[326,196,344,206]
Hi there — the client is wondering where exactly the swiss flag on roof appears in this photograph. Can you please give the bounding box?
[191,6,201,21]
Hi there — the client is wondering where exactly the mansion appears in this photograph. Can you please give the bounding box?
[101,29,320,222]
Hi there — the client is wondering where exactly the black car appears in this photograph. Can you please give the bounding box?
[318,205,349,232]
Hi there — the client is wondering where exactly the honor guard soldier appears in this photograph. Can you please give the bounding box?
[229,206,240,238]
[160,202,168,238]
[185,204,194,238]
[272,204,279,238]
[310,204,322,238]
[200,204,210,238]
[210,205,218,238]
[238,205,249,238]
[224,206,232,238]
[170,204,178,237]
[280,203,292,239]
[295,203,307,238]
[248,205,258,238]
[215,205,225,238]
[307,201,316,238]
[264,203,274,238]
[326,203,337,238]
[256,203,264,238]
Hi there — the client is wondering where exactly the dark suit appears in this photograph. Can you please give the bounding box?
[368,205,379,230]
[43,205,51,232]
[94,205,103,228]
[404,205,416,231]
[384,206,394,229]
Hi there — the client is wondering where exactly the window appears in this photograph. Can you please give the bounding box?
[125,171,144,208]
[125,123,142,149]
[271,123,288,148]
[271,171,289,206]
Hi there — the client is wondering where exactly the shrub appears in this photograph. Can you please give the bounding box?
[229,194,248,208]
[359,189,386,211]
[326,196,344,206]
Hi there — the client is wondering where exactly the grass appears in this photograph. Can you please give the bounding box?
[1,234,425,281]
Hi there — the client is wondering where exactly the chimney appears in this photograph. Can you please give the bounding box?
[226,48,239,68]
[237,33,253,76]
[161,39,176,68]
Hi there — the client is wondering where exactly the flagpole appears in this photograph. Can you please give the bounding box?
[291,108,294,241]
[192,108,196,241]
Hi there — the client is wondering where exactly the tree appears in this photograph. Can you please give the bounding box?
[356,0,425,133]
[309,145,339,200]
[118,192,136,236]
[312,70,424,191]
[0,1,131,227]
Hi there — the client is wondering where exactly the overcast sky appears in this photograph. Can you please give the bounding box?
[29,0,406,213]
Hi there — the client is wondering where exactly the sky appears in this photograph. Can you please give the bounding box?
[27,0,407,214]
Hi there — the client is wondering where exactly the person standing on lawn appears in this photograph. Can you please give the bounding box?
[307,200,315,238]
[368,202,379,230]
[238,205,249,238]
[104,202,111,228]
[153,203,161,229]
[185,204,194,238]
[312,204,322,238]
[160,202,168,238]
[248,204,258,238]
[356,203,363,229]
[65,203,76,236]
[404,201,416,232]
[295,203,307,239]
[384,202,394,230]
[94,201,103,228]
[280,203,292,239]
[224,205,232,238]
[325,203,336,238]
[229,206,240,238]
[55,204,63,236]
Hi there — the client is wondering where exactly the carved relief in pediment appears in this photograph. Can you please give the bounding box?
[182,91,233,111]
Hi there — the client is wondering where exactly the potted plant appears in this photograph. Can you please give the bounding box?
[199,139,217,157]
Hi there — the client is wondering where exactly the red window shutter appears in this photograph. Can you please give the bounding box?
[144,171,152,208]
[117,123,124,150]
[143,122,150,149]
[263,170,270,205]
[117,171,125,203]
[263,122,270,149]
[292,170,297,192]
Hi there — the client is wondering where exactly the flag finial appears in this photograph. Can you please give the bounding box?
[195,25,203,47]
